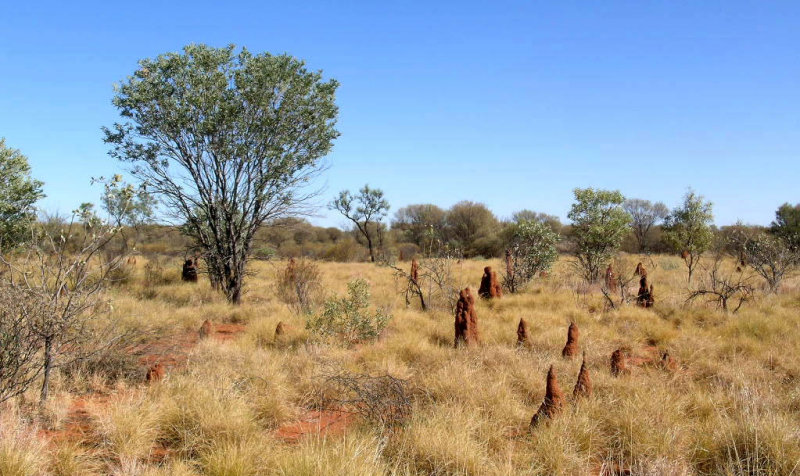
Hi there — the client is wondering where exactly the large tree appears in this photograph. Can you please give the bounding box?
[568,188,631,283]
[623,198,669,252]
[663,189,714,285]
[104,44,339,303]
[330,185,389,262]
[0,139,44,250]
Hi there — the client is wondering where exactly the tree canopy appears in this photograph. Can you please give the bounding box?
[104,44,339,303]
[0,139,44,250]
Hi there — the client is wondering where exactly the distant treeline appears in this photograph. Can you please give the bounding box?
[120,200,791,261]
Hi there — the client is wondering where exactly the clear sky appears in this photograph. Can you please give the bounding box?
[1,1,797,228]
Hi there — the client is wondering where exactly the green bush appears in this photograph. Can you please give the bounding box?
[305,279,391,346]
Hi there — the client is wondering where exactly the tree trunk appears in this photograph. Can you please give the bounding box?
[366,235,375,262]
[40,337,53,404]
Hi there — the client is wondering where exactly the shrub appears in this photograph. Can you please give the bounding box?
[305,279,391,346]
[503,220,559,293]
[275,258,322,314]
[143,257,171,287]
[252,246,276,260]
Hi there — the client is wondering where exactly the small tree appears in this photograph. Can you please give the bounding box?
[0,139,44,250]
[567,188,631,283]
[330,185,389,262]
[503,220,559,293]
[771,203,800,251]
[98,175,156,254]
[0,208,128,403]
[730,227,798,293]
[663,190,714,285]
[687,251,754,313]
[104,44,340,304]
[0,286,45,403]
[623,198,668,252]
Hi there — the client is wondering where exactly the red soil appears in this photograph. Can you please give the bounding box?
[275,410,354,442]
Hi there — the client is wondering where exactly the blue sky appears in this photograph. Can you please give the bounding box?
[1,1,797,228]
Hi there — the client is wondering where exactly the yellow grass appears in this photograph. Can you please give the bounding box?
[5,254,800,475]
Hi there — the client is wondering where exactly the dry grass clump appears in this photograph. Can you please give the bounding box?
[0,409,47,476]
[4,255,799,474]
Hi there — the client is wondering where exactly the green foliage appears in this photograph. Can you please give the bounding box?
[98,175,156,228]
[511,209,562,233]
[567,188,631,282]
[731,226,799,293]
[663,189,714,283]
[104,44,340,303]
[623,198,669,251]
[392,204,446,250]
[305,279,391,346]
[330,185,390,262]
[443,201,502,258]
[0,139,44,250]
[771,202,800,250]
[504,220,559,292]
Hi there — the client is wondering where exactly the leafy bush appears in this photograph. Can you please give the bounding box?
[305,279,391,346]
[503,220,559,293]
[253,246,276,260]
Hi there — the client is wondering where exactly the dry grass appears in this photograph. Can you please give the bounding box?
[6,254,800,475]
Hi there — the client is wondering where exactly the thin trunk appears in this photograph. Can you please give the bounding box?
[40,337,53,404]
[366,235,375,262]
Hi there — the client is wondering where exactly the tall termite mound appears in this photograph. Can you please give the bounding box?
[604,264,617,292]
[561,322,579,358]
[634,262,647,277]
[478,266,502,299]
[198,319,212,339]
[182,258,198,282]
[146,363,165,382]
[572,354,592,399]
[454,288,479,347]
[637,277,654,308]
[410,259,419,283]
[530,365,565,428]
[611,348,629,376]
[516,318,530,348]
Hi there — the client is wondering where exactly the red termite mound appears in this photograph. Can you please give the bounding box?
[634,262,647,277]
[410,259,419,283]
[605,265,617,292]
[516,318,530,348]
[181,258,198,282]
[681,250,691,260]
[573,354,592,399]
[198,319,212,339]
[285,257,297,282]
[562,322,579,358]
[491,271,503,297]
[637,277,654,308]
[146,363,165,382]
[610,348,629,376]
[530,365,565,428]
[454,288,479,347]
[478,267,503,299]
